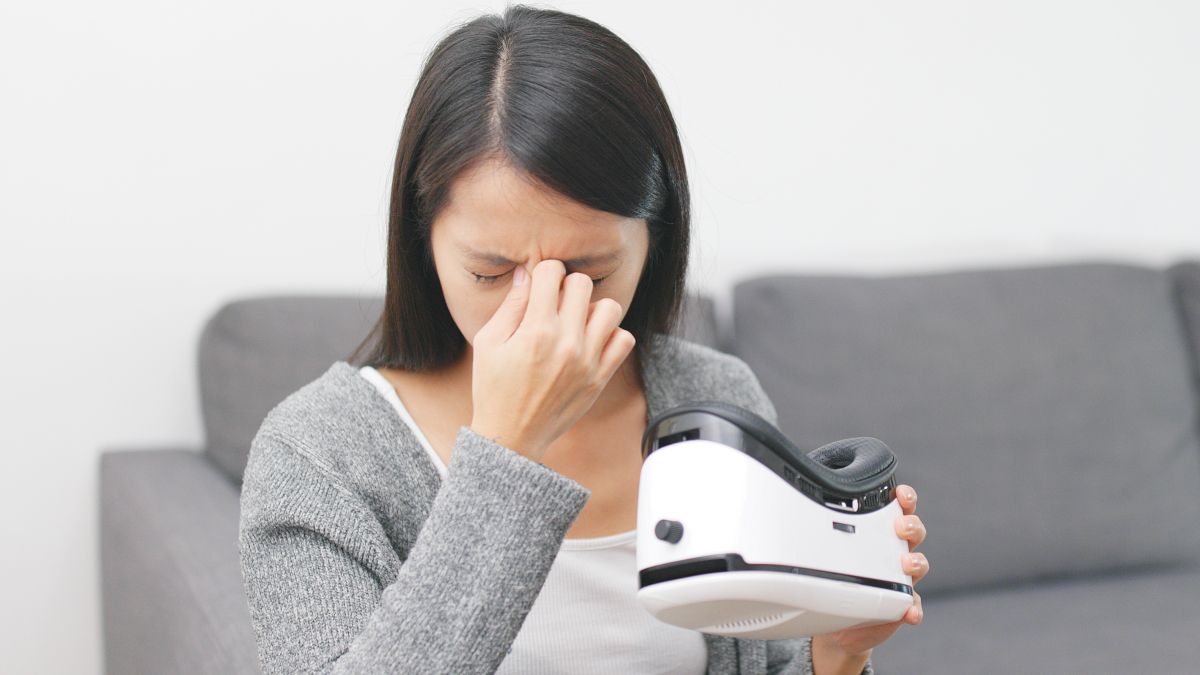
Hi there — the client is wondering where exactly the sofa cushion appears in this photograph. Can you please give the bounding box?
[198,293,718,483]
[100,449,260,674]
[870,561,1200,673]
[731,261,1200,596]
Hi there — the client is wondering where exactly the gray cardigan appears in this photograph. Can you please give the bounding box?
[238,332,875,674]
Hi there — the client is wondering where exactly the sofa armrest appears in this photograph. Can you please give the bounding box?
[99,448,260,674]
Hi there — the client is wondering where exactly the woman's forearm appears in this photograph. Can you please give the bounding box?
[812,634,872,675]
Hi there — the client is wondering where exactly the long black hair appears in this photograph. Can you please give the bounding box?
[348,4,691,389]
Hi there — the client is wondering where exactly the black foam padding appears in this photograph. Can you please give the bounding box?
[807,436,896,482]
[649,399,896,492]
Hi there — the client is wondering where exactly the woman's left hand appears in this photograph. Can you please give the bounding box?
[814,483,929,659]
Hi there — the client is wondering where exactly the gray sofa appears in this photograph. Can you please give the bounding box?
[99,258,1200,673]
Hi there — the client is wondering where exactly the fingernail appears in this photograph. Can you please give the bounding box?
[904,487,916,502]
[906,519,916,533]
[514,266,527,286]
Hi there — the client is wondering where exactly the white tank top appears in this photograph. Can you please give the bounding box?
[358,366,707,674]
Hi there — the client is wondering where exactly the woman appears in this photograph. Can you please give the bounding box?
[238,5,929,674]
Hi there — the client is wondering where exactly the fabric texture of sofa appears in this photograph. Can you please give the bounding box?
[99,258,1200,673]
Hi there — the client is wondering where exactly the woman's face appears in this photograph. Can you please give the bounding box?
[429,157,650,353]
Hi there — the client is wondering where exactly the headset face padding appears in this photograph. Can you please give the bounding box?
[807,436,896,483]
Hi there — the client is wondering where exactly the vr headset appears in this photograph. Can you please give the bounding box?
[636,400,914,639]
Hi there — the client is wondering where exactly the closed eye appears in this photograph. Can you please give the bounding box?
[471,270,610,286]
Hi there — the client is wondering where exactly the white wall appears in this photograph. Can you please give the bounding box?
[2,1,1198,672]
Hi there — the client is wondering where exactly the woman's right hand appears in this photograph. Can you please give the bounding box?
[469,258,637,463]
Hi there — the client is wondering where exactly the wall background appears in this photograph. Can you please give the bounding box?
[2,1,1197,672]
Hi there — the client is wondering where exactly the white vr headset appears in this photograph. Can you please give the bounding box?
[636,400,914,639]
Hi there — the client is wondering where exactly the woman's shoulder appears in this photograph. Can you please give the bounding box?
[645,333,779,424]
[647,332,752,375]
[256,360,369,427]
[249,360,403,476]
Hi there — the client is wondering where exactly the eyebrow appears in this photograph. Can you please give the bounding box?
[455,242,623,267]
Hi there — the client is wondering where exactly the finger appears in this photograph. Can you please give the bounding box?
[905,591,923,624]
[585,298,624,360]
[902,551,930,583]
[895,514,927,551]
[557,272,593,342]
[596,324,635,383]
[477,260,532,342]
[896,484,918,516]
[524,259,567,326]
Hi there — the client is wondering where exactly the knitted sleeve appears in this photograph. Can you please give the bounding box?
[238,424,591,674]
[765,637,874,675]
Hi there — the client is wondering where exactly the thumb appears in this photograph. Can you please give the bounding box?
[479,264,531,342]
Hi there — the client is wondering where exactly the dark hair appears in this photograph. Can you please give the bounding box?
[348,4,690,388]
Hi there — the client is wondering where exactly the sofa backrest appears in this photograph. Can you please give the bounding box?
[197,295,385,482]
[1169,261,1200,410]
[729,259,1200,597]
[197,293,718,483]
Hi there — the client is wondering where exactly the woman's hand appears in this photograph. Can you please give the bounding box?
[813,483,929,663]
[469,259,636,463]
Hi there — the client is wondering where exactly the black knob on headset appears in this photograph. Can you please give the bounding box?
[655,519,684,543]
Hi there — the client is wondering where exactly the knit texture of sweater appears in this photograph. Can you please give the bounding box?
[238,332,877,674]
